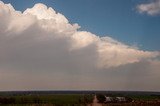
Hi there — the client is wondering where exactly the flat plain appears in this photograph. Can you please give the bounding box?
[0,91,160,106]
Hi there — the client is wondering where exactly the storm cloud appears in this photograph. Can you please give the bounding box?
[0,1,160,91]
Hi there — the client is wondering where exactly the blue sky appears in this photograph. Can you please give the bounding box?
[2,0,160,51]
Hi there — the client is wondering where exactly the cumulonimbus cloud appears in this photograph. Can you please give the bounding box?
[136,0,160,15]
[0,1,158,68]
[0,1,160,90]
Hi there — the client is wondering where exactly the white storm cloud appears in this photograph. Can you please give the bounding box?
[137,0,160,16]
[0,1,160,90]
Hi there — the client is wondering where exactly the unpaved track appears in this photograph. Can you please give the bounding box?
[91,95,102,106]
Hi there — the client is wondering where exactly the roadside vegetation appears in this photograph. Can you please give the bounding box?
[0,94,93,106]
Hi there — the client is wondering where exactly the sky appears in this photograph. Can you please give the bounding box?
[0,0,160,91]
[1,0,160,51]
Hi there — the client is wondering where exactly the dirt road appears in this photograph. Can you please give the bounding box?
[91,95,102,106]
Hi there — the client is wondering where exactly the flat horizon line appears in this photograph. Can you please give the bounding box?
[0,90,160,93]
